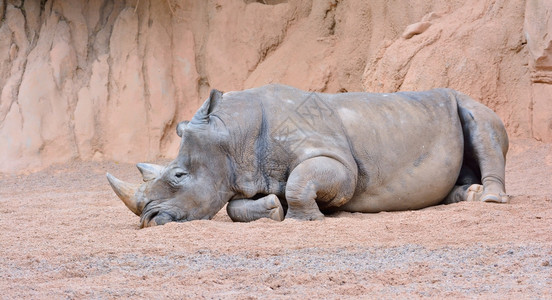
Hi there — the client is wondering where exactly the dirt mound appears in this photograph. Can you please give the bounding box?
[1,0,551,173]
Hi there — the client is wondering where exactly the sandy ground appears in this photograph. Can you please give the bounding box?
[0,138,551,299]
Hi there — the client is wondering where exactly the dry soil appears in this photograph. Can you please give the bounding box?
[0,138,551,299]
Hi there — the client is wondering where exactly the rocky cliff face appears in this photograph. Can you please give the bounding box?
[0,0,550,173]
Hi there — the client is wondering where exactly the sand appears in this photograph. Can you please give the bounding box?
[1,138,551,298]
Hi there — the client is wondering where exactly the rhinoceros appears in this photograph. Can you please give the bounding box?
[107,84,508,228]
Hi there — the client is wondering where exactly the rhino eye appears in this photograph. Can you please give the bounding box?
[170,169,188,185]
[175,172,187,179]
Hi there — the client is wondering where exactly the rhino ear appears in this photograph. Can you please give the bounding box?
[136,163,165,182]
[190,89,223,126]
[176,121,189,137]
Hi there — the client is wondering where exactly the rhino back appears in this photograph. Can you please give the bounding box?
[217,85,357,172]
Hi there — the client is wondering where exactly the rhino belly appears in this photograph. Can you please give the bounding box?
[342,145,463,212]
[335,91,464,212]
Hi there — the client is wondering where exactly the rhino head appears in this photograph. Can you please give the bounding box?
[107,90,234,228]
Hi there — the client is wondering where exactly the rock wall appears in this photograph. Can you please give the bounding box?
[0,0,201,173]
[0,0,550,173]
[525,0,552,142]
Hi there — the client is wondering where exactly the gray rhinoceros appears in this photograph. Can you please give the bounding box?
[107,84,509,228]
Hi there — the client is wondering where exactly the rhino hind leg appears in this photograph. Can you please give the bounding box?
[456,92,509,203]
[226,194,285,222]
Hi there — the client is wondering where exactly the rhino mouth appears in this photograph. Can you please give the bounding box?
[140,202,185,228]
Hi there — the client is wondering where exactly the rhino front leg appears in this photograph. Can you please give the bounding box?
[226,194,284,222]
[285,156,356,221]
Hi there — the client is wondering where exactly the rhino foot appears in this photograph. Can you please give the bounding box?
[226,194,284,222]
[284,211,325,221]
[481,192,510,203]
[466,184,484,202]
[466,184,509,203]
[265,194,285,221]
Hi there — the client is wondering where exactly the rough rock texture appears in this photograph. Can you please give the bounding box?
[363,0,530,137]
[0,0,200,172]
[525,0,552,142]
[0,0,551,173]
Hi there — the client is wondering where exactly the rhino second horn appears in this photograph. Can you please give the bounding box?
[106,173,141,216]
[136,163,164,182]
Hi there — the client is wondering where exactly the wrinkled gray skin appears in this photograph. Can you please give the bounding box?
[107,84,509,228]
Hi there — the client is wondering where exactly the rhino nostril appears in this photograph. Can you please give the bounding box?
[148,211,159,220]
[140,210,159,228]
[152,211,175,226]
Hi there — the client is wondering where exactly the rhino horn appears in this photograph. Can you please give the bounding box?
[190,89,223,125]
[106,173,141,216]
[136,163,164,182]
